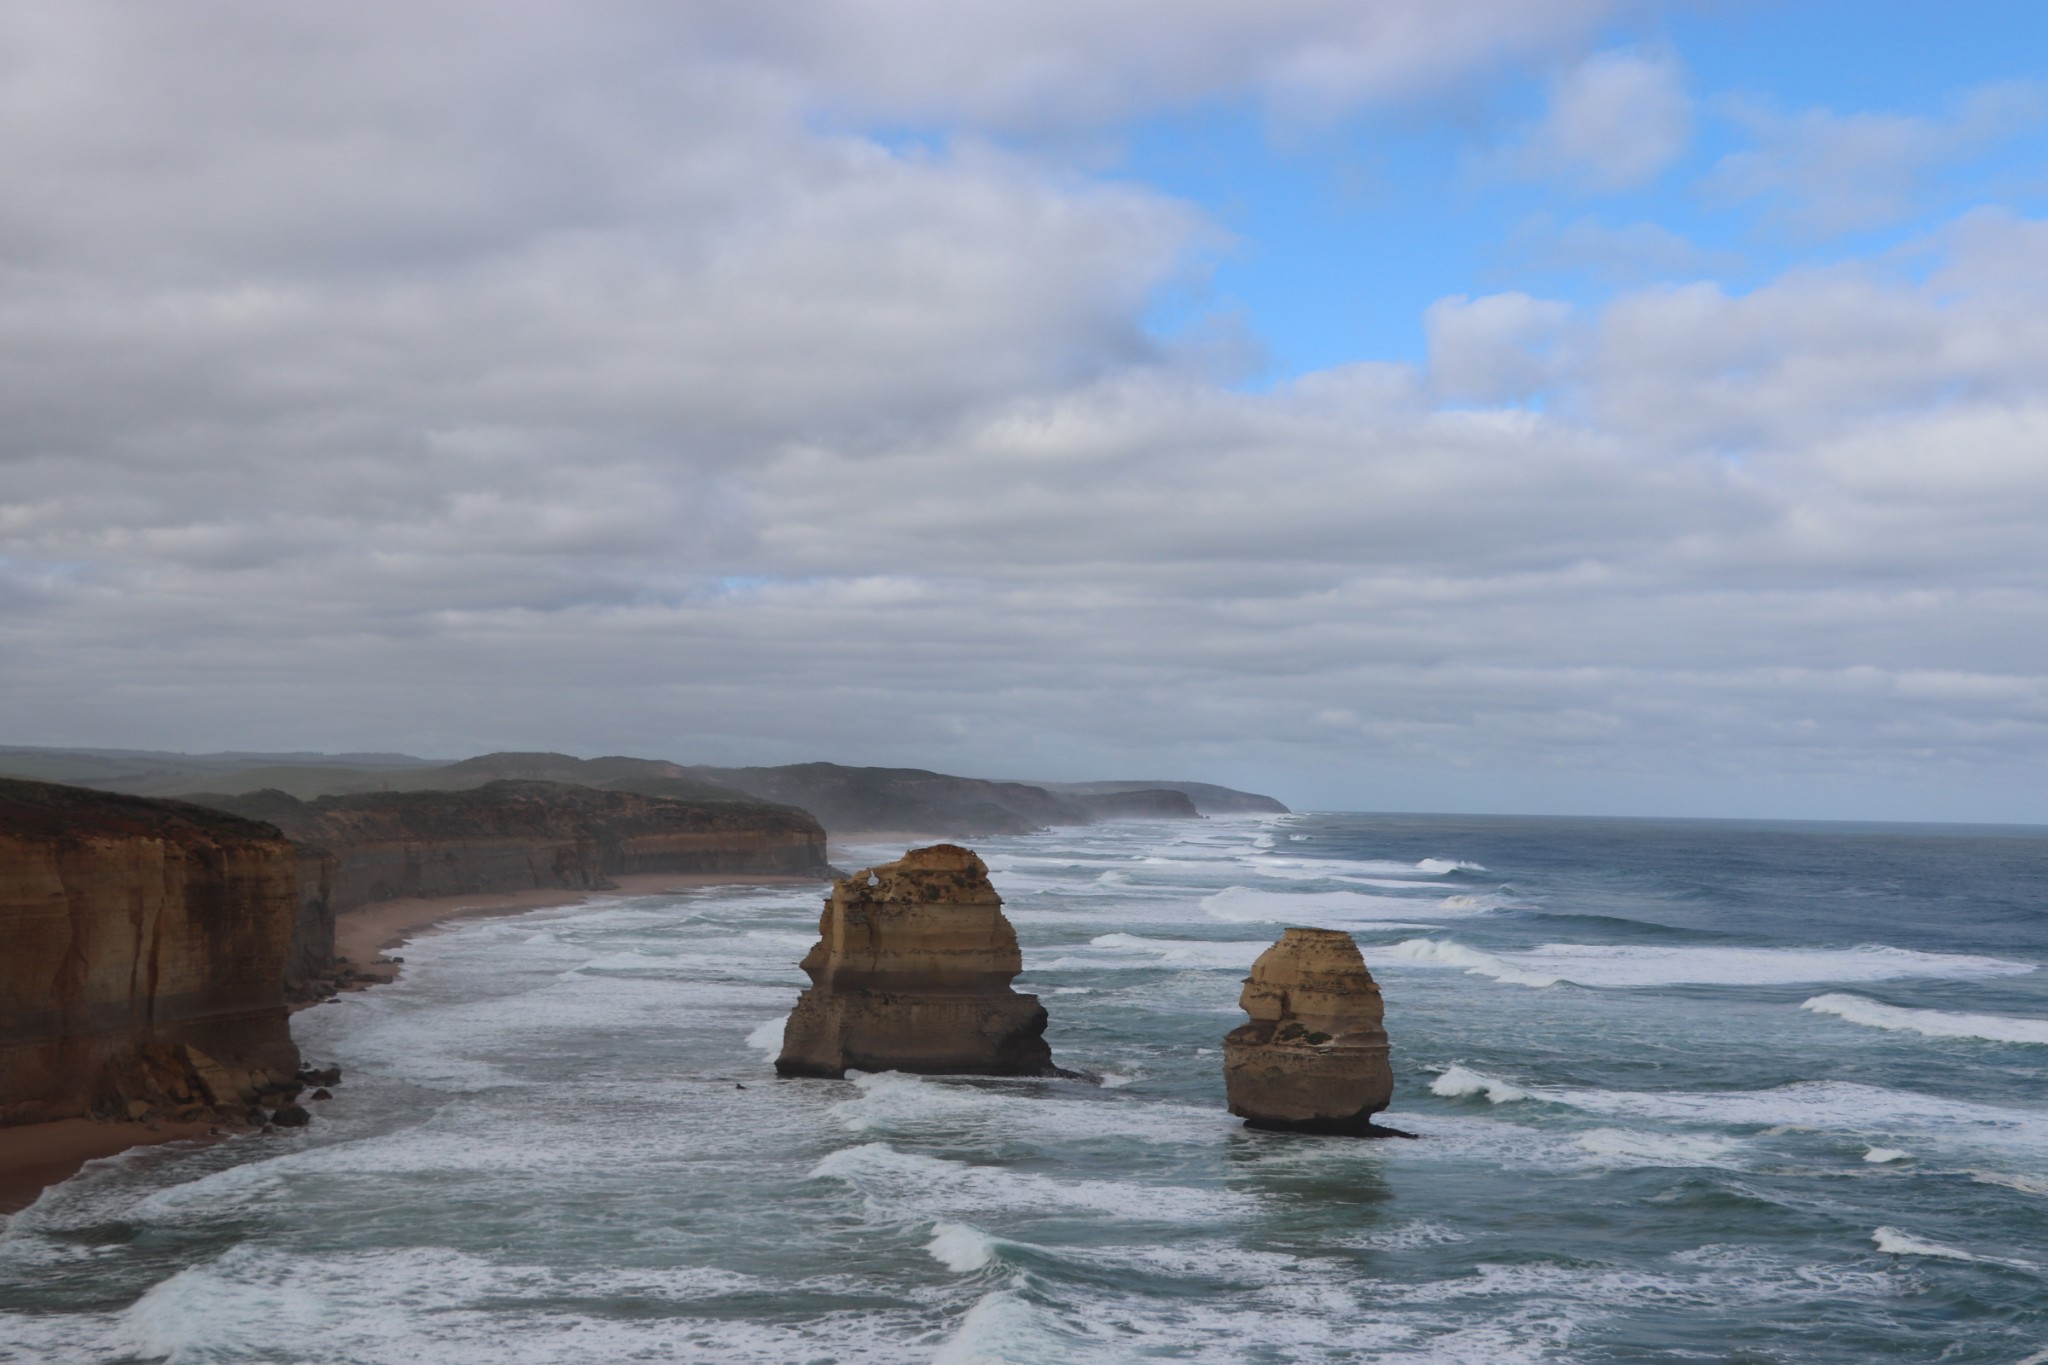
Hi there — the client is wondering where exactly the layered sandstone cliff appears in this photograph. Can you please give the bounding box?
[776,844,1058,1078]
[1222,928,1396,1135]
[0,779,302,1127]
[187,781,832,995]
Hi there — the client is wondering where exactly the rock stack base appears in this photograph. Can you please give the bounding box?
[1222,927,1401,1136]
[775,844,1058,1079]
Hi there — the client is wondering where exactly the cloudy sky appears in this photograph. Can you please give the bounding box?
[5,2,2048,821]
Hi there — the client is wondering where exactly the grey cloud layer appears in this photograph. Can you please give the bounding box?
[3,2,2045,819]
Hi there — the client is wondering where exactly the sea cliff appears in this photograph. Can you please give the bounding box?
[0,779,301,1127]
[186,781,833,993]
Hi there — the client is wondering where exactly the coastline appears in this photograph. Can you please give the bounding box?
[0,1118,218,1216]
[329,871,828,987]
[2,869,825,1219]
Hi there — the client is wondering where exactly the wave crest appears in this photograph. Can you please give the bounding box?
[1801,993,2048,1045]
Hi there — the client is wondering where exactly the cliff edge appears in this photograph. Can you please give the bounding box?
[0,778,302,1127]
[187,780,833,996]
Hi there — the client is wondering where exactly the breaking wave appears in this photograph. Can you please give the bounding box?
[1200,885,1484,928]
[1385,939,2035,989]
[1801,993,2048,1045]
[1429,1065,1533,1104]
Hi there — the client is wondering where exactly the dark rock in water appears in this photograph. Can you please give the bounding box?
[776,844,1060,1079]
[1223,928,1397,1137]
[310,1088,333,1101]
[270,1103,311,1127]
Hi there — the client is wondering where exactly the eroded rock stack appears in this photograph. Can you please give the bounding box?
[1222,927,1396,1135]
[775,844,1057,1078]
[0,778,304,1127]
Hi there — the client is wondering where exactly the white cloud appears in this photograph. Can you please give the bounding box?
[4,3,2048,819]
[1509,215,1736,282]
[693,0,1625,129]
[1499,48,1693,191]
[1706,81,2047,235]
[1424,293,1574,403]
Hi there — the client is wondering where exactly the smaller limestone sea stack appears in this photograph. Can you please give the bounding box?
[776,844,1058,1078]
[1223,927,1399,1136]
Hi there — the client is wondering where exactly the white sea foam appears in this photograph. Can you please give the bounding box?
[1202,886,1484,928]
[1412,1073,2048,1172]
[1970,1170,2048,1195]
[1036,933,1270,971]
[1240,855,1484,882]
[1382,939,1560,987]
[110,1244,775,1365]
[215,1253,900,1363]
[1574,1129,1744,1168]
[743,1017,785,1053]
[1801,993,2048,1044]
[809,1142,1248,1223]
[828,1072,1224,1146]
[932,1289,1079,1365]
[1386,938,2036,989]
[1345,1220,1472,1251]
[1514,1080,2048,1171]
[1429,1065,1532,1104]
[1872,1226,1994,1262]
[1863,1146,1911,1163]
[926,1222,1000,1272]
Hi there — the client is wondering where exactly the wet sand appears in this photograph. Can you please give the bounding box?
[0,1118,218,1216]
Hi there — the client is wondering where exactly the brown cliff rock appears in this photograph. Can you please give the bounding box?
[1222,928,1397,1136]
[775,844,1057,1078]
[186,781,833,996]
[0,779,301,1127]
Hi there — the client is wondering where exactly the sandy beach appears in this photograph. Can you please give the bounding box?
[0,1118,219,1215]
[1,870,825,1218]
[331,871,826,982]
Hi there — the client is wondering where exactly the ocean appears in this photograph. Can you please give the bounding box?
[3,812,2046,1363]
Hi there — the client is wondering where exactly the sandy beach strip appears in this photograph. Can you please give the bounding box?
[331,870,826,982]
[0,1118,219,1216]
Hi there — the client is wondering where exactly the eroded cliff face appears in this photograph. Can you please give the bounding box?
[1222,928,1395,1136]
[0,779,302,1126]
[776,844,1058,1078]
[187,781,833,994]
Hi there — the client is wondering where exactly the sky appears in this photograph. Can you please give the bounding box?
[4,1,2048,822]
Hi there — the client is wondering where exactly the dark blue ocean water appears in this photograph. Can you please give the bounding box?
[3,813,2045,1362]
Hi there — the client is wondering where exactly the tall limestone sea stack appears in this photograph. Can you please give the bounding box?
[1222,927,1399,1136]
[775,844,1059,1078]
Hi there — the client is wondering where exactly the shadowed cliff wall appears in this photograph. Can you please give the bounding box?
[187,782,833,991]
[0,779,301,1126]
